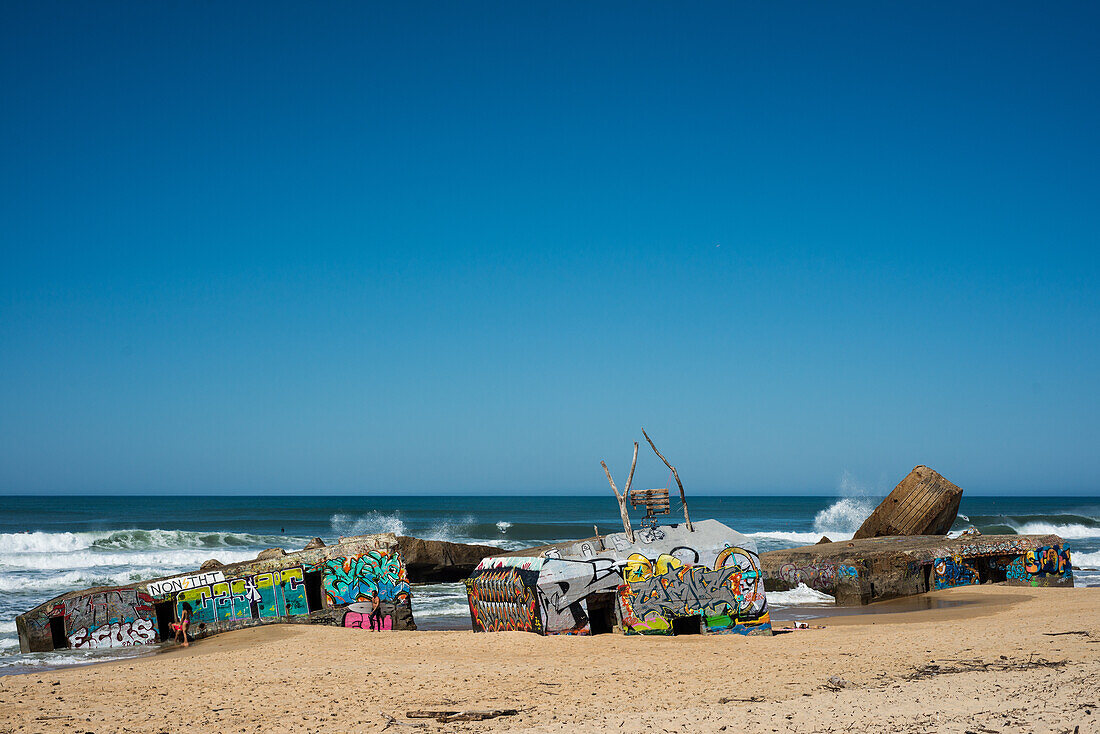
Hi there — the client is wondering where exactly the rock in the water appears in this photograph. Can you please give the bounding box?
[397,536,500,582]
[256,547,287,560]
[199,559,223,571]
[817,536,832,544]
[303,537,326,550]
[853,465,963,540]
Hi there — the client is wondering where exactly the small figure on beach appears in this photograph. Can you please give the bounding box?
[172,602,192,647]
[369,590,383,631]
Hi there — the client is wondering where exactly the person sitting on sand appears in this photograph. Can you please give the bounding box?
[369,590,383,631]
[171,602,192,647]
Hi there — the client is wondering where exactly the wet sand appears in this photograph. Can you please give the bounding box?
[1,585,1097,733]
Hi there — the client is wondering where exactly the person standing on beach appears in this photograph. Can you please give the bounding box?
[172,603,192,647]
[369,590,383,631]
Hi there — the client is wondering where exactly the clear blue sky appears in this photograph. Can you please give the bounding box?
[1,3,1097,495]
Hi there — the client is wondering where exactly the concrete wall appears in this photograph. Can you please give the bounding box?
[466,520,772,637]
[17,533,415,653]
[759,534,1074,605]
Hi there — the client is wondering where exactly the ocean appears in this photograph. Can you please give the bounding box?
[2,494,1098,673]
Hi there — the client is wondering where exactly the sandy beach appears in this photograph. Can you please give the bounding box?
[1,585,1096,734]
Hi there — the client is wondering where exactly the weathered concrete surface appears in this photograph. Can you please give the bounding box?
[853,465,963,539]
[396,536,500,582]
[761,534,1072,605]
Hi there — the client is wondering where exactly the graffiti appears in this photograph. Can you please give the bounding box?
[1003,556,1029,581]
[960,539,1034,557]
[1024,546,1070,577]
[343,603,393,631]
[623,553,683,583]
[776,562,858,589]
[476,556,545,571]
[147,571,226,598]
[932,555,979,590]
[637,526,666,544]
[177,567,309,625]
[622,565,747,621]
[714,546,767,616]
[535,558,621,634]
[58,590,157,648]
[69,619,156,649]
[465,567,542,633]
[314,551,410,605]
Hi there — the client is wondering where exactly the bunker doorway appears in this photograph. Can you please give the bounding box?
[586,593,616,634]
[304,571,324,612]
[155,601,176,642]
[671,615,702,635]
[49,616,68,649]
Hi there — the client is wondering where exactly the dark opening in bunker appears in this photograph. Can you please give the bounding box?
[586,593,616,634]
[49,615,68,649]
[304,571,324,612]
[671,615,702,635]
[977,557,1009,584]
[155,601,175,642]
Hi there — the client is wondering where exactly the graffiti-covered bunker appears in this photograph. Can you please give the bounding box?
[15,532,413,653]
[467,519,772,636]
[465,432,772,637]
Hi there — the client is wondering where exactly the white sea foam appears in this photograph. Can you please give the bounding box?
[1010,522,1100,540]
[0,548,259,572]
[330,512,407,537]
[496,521,512,534]
[766,583,835,606]
[0,529,308,554]
[813,496,876,535]
[0,621,16,635]
[1072,550,1100,569]
[0,646,154,669]
[0,567,181,594]
[0,532,90,554]
[748,530,838,545]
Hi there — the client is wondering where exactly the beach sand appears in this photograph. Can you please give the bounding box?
[1,585,1097,733]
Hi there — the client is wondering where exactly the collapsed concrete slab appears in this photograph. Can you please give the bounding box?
[853,465,963,539]
[464,519,772,636]
[397,536,501,582]
[760,534,1074,605]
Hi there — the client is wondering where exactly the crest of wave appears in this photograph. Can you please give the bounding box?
[1072,550,1100,569]
[811,472,878,538]
[330,512,407,538]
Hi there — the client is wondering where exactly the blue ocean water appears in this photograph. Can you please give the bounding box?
[1,494,1098,672]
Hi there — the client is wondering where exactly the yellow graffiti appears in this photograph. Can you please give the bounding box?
[623,553,683,583]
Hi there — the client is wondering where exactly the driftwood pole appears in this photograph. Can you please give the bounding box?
[641,427,693,531]
[601,442,637,543]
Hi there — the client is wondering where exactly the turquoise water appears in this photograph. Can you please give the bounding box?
[2,494,1098,671]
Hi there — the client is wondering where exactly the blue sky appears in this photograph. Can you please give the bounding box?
[1,3,1098,495]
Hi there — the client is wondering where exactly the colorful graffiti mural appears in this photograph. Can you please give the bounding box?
[313,551,410,606]
[775,561,859,589]
[619,545,771,636]
[176,567,309,624]
[932,555,980,590]
[465,567,542,633]
[59,589,157,649]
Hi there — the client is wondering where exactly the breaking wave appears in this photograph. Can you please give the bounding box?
[330,512,407,538]
[746,497,876,547]
[1008,522,1100,539]
[1072,550,1100,569]
[0,529,309,554]
[0,548,259,572]
[496,521,512,534]
[812,497,875,536]
[0,567,176,594]
[766,583,836,606]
